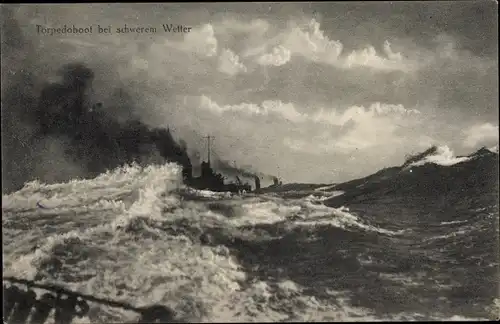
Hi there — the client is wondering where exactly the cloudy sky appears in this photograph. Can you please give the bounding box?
[6,2,499,183]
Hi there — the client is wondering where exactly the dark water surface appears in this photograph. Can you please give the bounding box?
[3,156,499,322]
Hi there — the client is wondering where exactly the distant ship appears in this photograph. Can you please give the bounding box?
[182,137,258,193]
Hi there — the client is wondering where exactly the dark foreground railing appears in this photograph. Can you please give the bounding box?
[3,277,179,324]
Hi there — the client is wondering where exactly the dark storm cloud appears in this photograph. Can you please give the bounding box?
[298,1,498,58]
[171,2,497,58]
[2,3,498,185]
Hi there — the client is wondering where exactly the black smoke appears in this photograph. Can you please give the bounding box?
[40,62,193,179]
[1,7,270,194]
[2,59,193,194]
[1,7,194,193]
[212,159,275,183]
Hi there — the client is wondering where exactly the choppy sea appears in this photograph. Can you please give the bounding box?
[3,151,500,322]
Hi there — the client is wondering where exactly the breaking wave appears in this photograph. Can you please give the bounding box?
[407,145,471,167]
[3,153,499,322]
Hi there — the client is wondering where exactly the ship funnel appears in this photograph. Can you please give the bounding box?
[254,175,261,191]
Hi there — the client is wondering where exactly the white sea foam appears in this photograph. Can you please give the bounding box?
[408,145,470,167]
[3,161,489,322]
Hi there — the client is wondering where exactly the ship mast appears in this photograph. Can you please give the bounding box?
[204,135,214,166]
